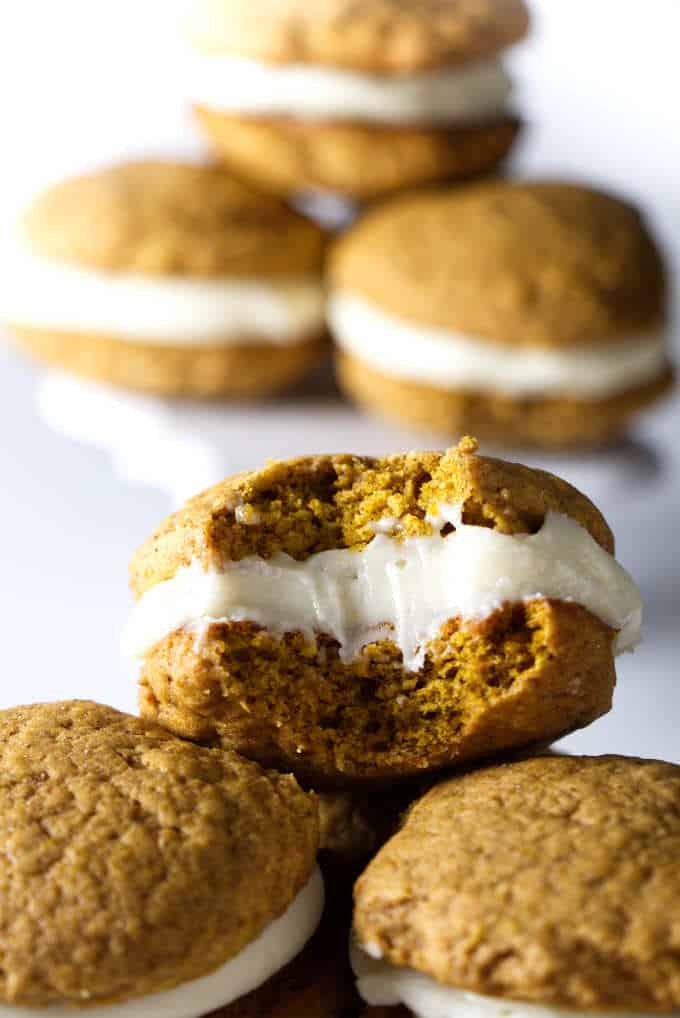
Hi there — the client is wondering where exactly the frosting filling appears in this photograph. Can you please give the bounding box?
[352,942,669,1018]
[122,504,642,668]
[0,867,324,1017]
[186,53,512,125]
[329,293,669,399]
[1,240,324,346]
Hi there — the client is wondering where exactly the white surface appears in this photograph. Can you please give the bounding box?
[3,240,325,344]
[330,293,670,397]
[186,52,512,124]
[352,943,660,1018]
[124,507,641,667]
[0,868,323,1018]
[0,0,678,761]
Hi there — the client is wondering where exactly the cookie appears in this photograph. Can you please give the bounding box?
[329,180,673,447]
[126,437,641,785]
[0,700,332,1013]
[353,754,680,1012]
[185,0,528,199]
[3,161,326,397]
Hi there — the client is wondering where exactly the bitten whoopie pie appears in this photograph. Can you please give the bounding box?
[329,180,673,447]
[0,700,361,1017]
[185,0,528,200]
[353,754,680,1015]
[3,161,326,397]
[125,438,641,786]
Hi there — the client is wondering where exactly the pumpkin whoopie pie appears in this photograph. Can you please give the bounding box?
[3,161,326,397]
[0,700,357,1017]
[125,438,641,786]
[353,754,680,1015]
[329,180,673,447]
[185,0,528,200]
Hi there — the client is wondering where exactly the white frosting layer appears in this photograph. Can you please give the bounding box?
[1,241,324,345]
[352,943,666,1018]
[187,53,512,125]
[0,867,323,1018]
[330,294,669,399]
[122,505,642,668]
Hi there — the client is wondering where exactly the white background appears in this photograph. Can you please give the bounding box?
[0,1,678,760]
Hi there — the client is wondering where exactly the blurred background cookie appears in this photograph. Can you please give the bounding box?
[2,161,326,397]
[185,0,528,200]
[330,180,673,447]
[126,439,641,785]
[0,700,351,1015]
[354,754,680,1014]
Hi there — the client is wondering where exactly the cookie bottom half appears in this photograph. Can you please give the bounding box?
[139,598,615,785]
[336,350,675,448]
[194,110,520,199]
[8,325,326,398]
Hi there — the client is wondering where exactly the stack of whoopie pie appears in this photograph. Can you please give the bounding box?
[2,438,679,1016]
[3,0,673,447]
[1,4,678,1013]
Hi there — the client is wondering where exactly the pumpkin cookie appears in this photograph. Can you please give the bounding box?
[126,438,641,785]
[353,754,680,1013]
[0,700,351,1015]
[185,0,528,199]
[3,161,326,396]
[330,180,673,447]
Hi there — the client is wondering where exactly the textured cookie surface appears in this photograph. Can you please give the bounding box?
[338,351,676,448]
[21,161,325,277]
[354,755,680,1010]
[130,439,612,591]
[12,326,325,398]
[187,0,530,71]
[195,112,520,200]
[133,441,617,783]
[330,181,666,344]
[0,701,317,1006]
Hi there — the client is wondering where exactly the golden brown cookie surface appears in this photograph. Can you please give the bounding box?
[130,440,613,595]
[131,441,618,784]
[21,160,325,277]
[0,700,317,1007]
[337,350,676,448]
[330,180,667,345]
[11,325,326,398]
[187,0,530,72]
[354,755,680,1010]
[195,111,520,200]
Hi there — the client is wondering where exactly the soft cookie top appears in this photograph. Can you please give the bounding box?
[330,180,667,346]
[129,437,613,598]
[0,700,317,1007]
[20,161,325,278]
[186,0,530,72]
[354,754,680,1011]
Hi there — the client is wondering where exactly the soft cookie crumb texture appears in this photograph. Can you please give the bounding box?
[0,701,317,1006]
[133,441,617,783]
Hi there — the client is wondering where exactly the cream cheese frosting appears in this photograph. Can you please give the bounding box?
[1,239,325,346]
[187,53,512,125]
[0,867,324,1017]
[352,942,668,1018]
[122,504,642,668]
[329,293,669,399]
